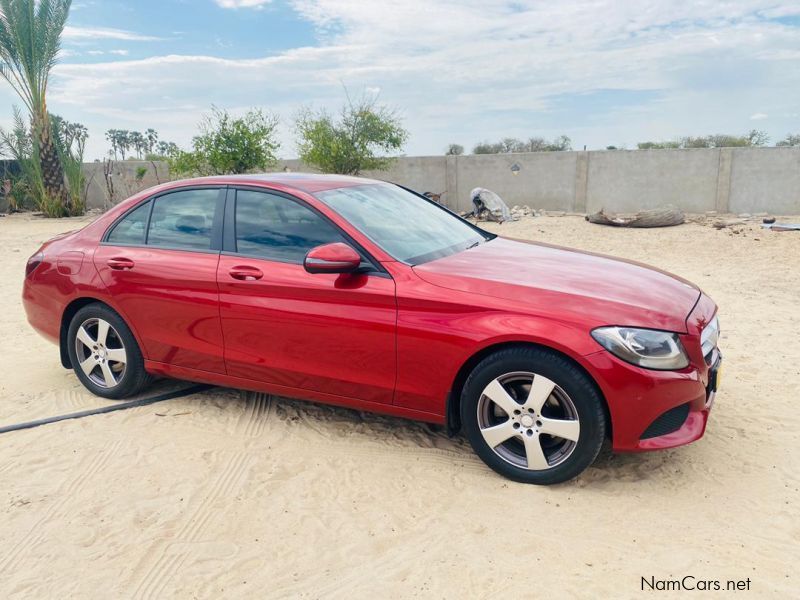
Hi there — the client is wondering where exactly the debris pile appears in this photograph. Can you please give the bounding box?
[586,205,685,228]
[470,187,515,223]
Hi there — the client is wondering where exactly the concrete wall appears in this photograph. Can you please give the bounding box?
[4,149,799,215]
[728,148,800,215]
[84,161,169,210]
[281,147,800,215]
[585,149,721,213]
[0,160,169,213]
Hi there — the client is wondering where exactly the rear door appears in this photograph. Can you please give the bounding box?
[94,187,227,374]
[216,187,397,404]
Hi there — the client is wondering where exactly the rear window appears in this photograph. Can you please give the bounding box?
[106,200,151,245]
[146,189,219,250]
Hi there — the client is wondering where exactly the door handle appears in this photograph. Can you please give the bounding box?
[107,257,135,270]
[229,266,263,281]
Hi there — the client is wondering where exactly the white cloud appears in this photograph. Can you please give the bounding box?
[63,26,161,41]
[109,50,130,56]
[215,0,273,8]
[41,0,800,159]
[750,112,768,120]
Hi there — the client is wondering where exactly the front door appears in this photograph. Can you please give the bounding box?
[216,188,397,404]
[94,187,226,374]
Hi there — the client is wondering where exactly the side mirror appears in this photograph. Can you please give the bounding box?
[304,242,362,274]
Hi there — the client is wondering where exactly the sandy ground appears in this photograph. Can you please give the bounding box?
[0,211,798,598]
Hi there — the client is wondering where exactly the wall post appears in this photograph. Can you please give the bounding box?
[573,151,589,213]
[715,148,733,214]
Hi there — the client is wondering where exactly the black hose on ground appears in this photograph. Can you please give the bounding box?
[0,384,213,435]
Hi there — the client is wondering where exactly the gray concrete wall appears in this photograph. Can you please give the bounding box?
[280,147,800,215]
[728,148,800,215]
[585,149,722,213]
[4,149,799,215]
[446,152,578,213]
[84,161,169,210]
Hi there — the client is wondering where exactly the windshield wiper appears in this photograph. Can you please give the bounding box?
[466,240,482,250]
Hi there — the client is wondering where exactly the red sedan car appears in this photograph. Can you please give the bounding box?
[23,174,721,484]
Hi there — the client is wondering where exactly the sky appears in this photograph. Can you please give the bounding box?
[1,0,799,160]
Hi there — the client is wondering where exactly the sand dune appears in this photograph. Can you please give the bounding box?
[1,211,797,598]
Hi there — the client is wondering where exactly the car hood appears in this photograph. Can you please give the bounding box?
[412,237,700,332]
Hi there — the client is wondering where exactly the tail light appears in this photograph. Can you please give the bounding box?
[25,252,44,278]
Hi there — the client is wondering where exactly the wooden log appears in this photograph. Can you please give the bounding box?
[585,205,685,228]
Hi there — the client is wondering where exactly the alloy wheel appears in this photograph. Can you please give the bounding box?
[74,317,128,389]
[476,371,580,470]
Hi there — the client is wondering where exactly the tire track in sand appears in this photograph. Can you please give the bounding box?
[130,452,252,600]
[236,391,273,438]
[0,439,124,574]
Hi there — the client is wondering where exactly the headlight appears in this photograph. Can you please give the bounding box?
[700,316,720,357]
[591,326,689,370]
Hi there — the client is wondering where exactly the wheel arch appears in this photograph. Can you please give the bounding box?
[445,341,611,440]
[59,297,141,369]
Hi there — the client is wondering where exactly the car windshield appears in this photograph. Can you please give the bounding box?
[315,184,491,265]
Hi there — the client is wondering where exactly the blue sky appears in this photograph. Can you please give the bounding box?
[2,0,798,160]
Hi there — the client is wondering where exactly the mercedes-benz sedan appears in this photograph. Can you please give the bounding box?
[23,174,722,484]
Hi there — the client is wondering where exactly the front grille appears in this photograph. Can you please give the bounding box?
[640,403,690,439]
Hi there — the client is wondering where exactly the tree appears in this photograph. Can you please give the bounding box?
[473,141,502,154]
[540,135,571,151]
[0,0,74,215]
[639,130,769,149]
[295,93,408,175]
[51,113,88,213]
[106,129,131,159]
[472,135,571,154]
[637,140,680,149]
[776,134,800,147]
[171,106,280,176]
[128,130,146,159]
[1,107,87,214]
[152,140,179,159]
[144,128,158,154]
[107,128,174,159]
[445,143,464,155]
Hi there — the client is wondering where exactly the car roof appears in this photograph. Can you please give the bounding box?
[168,172,386,193]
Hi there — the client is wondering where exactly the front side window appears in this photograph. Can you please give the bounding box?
[106,200,151,245]
[234,190,346,263]
[315,184,490,265]
[147,189,219,250]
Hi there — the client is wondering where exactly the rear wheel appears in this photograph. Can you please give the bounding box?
[461,347,606,484]
[67,303,151,399]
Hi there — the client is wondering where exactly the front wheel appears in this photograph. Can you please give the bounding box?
[67,303,151,399]
[461,347,606,484]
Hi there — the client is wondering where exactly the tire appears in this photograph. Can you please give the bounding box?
[67,303,152,400]
[461,347,606,484]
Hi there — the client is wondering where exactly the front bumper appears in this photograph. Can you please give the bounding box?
[581,292,720,452]
[583,349,716,452]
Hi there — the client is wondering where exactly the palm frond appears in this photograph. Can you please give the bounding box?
[0,0,71,110]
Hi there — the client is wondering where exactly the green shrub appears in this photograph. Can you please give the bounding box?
[295,93,408,175]
[170,107,280,177]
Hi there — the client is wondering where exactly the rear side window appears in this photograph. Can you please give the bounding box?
[234,190,346,262]
[147,189,219,250]
[106,200,151,245]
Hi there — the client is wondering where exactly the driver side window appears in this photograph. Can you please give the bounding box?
[234,190,347,263]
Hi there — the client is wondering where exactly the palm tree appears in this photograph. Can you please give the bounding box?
[0,0,73,215]
[145,128,158,155]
